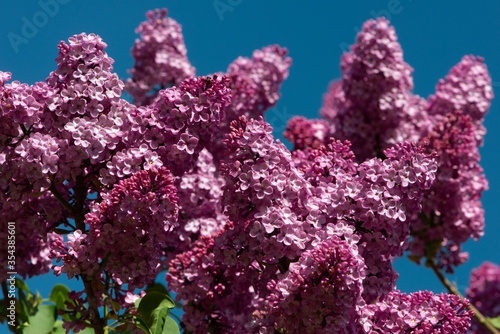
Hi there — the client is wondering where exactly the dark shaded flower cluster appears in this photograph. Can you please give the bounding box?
[411,111,488,271]
[359,290,473,333]
[466,262,500,334]
[258,229,365,334]
[51,167,178,290]
[283,116,332,150]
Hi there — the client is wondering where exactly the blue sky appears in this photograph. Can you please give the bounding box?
[1,0,500,325]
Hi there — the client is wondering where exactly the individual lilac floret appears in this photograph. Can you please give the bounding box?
[466,262,500,334]
[410,111,487,272]
[358,290,473,333]
[426,55,493,145]
[126,8,196,106]
[51,167,178,290]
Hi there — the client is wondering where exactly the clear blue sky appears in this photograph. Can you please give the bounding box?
[1,0,499,324]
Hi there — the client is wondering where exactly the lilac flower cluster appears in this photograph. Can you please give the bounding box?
[0,71,67,280]
[168,116,315,331]
[467,262,500,334]
[258,230,366,334]
[3,8,494,333]
[126,8,196,106]
[318,18,429,161]
[208,45,292,163]
[427,55,493,145]
[163,148,227,263]
[51,167,178,290]
[225,45,292,119]
[410,111,488,271]
[167,116,441,331]
[359,290,473,333]
[283,116,332,150]
[288,17,492,275]
[292,139,437,303]
[106,74,232,180]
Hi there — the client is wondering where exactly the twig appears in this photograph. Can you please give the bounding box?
[427,258,500,334]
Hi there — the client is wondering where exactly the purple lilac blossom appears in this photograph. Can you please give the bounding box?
[126,8,196,106]
[466,262,500,334]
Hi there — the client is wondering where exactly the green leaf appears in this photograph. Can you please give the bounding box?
[49,284,71,321]
[145,283,169,295]
[487,315,500,329]
[22,304,57,334]
[49,284,70,305]
[150,306,169,334]
[49,321,66,334]
[137,292,175,326]
[16,279,33,324]
[134,296,143,309]
[15,278,30,295]
[162,316,180,334]
[128,315,152,334]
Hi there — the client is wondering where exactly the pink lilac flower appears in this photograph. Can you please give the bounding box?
[207,45,292,163]
[0,143,67,280]
[410,111,488,272]
[256,235,366,333]
[359,290,473,333]
[466,262,500,334]
[167,234,249,333]
[126,8,196,106]
[317,17,431,161]
[51,168,178,290]
[426,55,493,145]
[165,149,227,259]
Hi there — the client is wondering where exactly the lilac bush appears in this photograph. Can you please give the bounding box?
[1,8,499,334]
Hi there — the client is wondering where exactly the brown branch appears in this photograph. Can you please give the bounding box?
[427,258,500,334]
[49,183,74,216]
[73,174,87,230]
[83,279,104,334]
